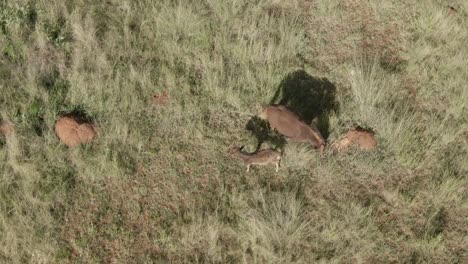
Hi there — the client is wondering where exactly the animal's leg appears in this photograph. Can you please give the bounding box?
[275,162,279,172]
[246,164,250,172]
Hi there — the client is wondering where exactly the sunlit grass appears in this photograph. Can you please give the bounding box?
[0,0,466,263]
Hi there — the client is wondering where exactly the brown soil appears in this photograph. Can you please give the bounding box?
[332,128,377,152]
[55,116,96,147]
[152,91,169,106]
[0,121,15,136]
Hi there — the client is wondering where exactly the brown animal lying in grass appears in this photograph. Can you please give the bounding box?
[55,116,97,148]
[331,127,377,152]
[228,146,282,172]
[259,105,326,153]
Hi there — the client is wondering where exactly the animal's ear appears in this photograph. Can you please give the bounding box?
[312,117,319,124]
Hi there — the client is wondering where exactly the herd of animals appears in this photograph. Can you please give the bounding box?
[0,101,376,173]
[229,104,326,173]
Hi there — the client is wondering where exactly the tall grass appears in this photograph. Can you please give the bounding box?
[347,59,423,166]
[0,0,466,263]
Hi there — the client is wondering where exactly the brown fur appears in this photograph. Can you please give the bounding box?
[228,146,282,172]
[55,116,97,148]
[331,128,377,152]
[260,105,325,150]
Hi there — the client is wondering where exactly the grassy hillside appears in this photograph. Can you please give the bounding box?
[0,0,466,263]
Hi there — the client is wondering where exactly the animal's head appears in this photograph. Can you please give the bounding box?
[313,136,327,150]
[227,145,244,155]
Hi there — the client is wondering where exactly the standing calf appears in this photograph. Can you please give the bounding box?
[228,146,282,172]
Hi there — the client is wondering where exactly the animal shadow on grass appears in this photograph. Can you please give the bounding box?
[269,70,338,140]
[58,106,94,124]
[246,116,286,152]
[246,70,338,152]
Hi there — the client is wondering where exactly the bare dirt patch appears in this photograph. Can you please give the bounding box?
[332,127,377,152]
[151,91,169,106]
[55,116,96,147]
[0,120,15,136]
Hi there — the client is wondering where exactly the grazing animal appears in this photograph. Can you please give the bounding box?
[259,105,326,152]
[228,146,282,172]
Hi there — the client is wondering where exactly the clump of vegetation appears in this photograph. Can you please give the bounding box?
[0,0,466,263]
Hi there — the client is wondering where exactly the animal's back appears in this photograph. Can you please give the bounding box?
[299,122,325,147]
[264,106,303,138]
[245,149,281,165]
[254,149,281,159]
[264,105,325,147]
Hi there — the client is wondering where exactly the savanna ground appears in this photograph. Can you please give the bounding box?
[0,0,467,263]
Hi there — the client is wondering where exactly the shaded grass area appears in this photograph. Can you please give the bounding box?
[0,0,467,263]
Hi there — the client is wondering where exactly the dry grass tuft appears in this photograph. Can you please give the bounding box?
[305,0,408,73]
